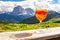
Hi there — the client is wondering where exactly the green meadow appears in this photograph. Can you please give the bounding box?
[0,18,60,32]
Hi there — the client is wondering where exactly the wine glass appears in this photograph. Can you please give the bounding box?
[34,8,47,34]
[35,9,47,27]
[34,1,48,27]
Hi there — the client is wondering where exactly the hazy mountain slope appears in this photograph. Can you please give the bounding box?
[21,10,60,24]
[0,6,34,23]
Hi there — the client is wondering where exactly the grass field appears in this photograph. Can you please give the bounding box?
[0,18,60,32]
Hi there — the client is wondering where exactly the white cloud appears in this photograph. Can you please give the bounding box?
[0,1,15,13]
[0,0,60,13]
[35,0,60,12]
[0,1,35,13]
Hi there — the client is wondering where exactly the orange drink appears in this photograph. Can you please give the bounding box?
[35,9,47,22]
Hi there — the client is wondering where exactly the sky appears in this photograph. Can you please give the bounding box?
[0,0,60,13]
[0,0,25,2]
[0,0,58,4]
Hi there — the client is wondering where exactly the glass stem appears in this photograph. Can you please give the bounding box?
[40,21,42,26]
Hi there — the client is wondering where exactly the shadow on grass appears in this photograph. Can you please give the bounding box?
[53,21,60,23]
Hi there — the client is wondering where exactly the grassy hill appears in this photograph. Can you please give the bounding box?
[0,17,60,32]
[20,16,39,24]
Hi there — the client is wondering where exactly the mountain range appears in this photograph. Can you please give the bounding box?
[0,6,34,23]
[0,6,60,23]
[21,10,60,24]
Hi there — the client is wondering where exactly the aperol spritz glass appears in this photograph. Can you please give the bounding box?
[35,8,47,27]
[34,9,47,34]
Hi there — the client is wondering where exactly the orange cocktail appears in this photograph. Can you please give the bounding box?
[35,9,47,22]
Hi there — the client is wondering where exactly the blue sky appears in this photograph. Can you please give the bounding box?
[0,0,58,3]
[0,0,25,2]
[0,0,59,4]
[52,0,58,4]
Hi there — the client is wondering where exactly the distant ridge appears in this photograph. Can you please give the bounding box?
[0,6,34,23]
[21,10,60,24]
